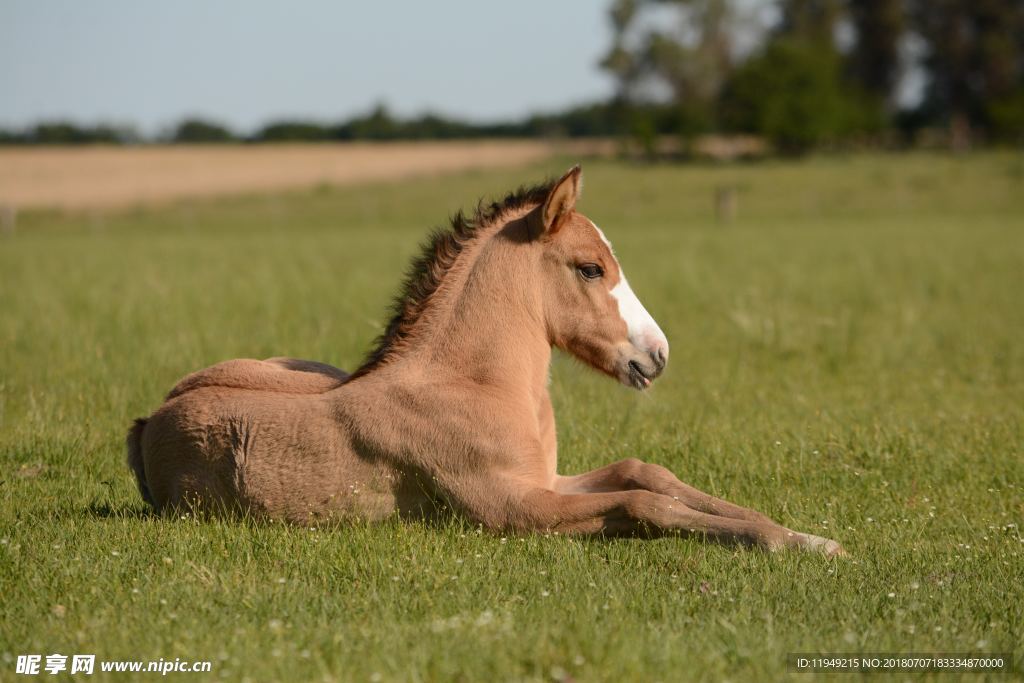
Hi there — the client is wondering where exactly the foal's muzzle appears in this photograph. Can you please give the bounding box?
[622,344,668,390]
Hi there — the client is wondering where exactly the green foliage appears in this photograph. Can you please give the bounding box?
[0,122,137,145]
[720,40,851,151]
[2,155,1023,680]
[256,121,334,142]
[911,0,1024,138]
[170,118,235,144]
[987,90,1024,143]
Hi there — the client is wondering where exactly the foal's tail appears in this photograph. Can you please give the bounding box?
[126,418,155,508]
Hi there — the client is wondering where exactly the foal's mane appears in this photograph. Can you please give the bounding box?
[349,178,556,379]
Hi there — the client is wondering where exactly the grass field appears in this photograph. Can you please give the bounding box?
[1,152,1023,681]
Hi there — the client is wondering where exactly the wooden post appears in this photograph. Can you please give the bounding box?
[0,204,16,235]
[714,185,737,224]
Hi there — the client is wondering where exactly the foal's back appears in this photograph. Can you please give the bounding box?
[166,357,349,399]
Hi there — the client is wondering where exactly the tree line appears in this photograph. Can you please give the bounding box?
[601,0,1024,151]
[0,102,624,146]
[3,1,1021,152]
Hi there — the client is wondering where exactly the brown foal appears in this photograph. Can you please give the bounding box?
[128,166,844,556]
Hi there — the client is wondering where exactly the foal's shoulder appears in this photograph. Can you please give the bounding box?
[165,357,349,400]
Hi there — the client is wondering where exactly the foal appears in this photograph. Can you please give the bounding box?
[128,166,843,556]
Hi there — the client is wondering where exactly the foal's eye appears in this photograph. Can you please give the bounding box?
[577,263,604,280]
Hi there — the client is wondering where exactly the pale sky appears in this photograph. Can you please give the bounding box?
[0,1,615,134]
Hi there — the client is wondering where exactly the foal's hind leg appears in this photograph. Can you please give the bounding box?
[554,459,844,555]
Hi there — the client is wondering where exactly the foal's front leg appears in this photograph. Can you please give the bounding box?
[499,487,794,551]
[554,458,844,555]
[496,486,842,554]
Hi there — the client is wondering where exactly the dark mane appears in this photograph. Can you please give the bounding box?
[349,177,556,379]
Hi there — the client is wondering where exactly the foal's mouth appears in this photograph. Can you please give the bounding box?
[627,360,655,390]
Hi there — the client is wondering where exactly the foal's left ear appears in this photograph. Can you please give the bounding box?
[540,165,582,235]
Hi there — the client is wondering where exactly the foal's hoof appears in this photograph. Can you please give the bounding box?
[801,533,847,558]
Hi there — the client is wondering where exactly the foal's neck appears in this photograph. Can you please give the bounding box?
[407,211,551,403]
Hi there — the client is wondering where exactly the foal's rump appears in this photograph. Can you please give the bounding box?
[132,375,398,523]
[132,357,354,517]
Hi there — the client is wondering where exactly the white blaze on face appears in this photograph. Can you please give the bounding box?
[591,222,669,359]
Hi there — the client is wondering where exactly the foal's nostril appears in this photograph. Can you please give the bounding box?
[651,347,667,374]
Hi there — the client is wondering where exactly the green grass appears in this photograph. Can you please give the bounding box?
[2,152,1023,681]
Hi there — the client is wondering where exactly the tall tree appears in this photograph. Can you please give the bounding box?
[848,0,905,107]
[912,0,1024,146]
[599,0,742,147]
[777,0,844,45]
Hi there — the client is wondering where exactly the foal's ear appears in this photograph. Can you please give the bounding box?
[540,165,582,235]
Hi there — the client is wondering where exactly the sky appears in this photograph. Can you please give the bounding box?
[0,1,615,134]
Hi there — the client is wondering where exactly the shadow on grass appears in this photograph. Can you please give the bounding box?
[75,500,458,528]
[82,501,154,520]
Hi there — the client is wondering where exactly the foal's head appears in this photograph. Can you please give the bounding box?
[531,166,669,390]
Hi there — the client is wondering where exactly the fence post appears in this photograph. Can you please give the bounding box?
[0,204,16,235]
[714,185,737,224]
